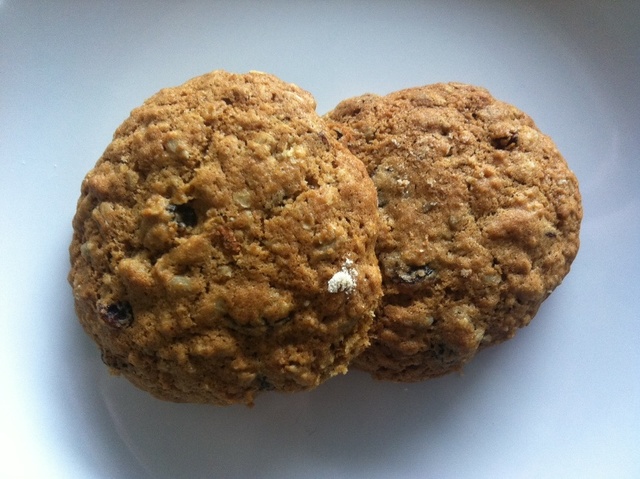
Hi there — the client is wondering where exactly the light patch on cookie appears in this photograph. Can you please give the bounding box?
[281,144,308,161]
[164,138,190,159]
[233,189,252,209]
[327,259,358,294]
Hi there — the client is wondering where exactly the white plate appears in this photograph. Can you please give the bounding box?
[2,1,639,478]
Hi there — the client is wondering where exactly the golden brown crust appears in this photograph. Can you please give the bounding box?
[69,71,382,405]
[325,82,582,381]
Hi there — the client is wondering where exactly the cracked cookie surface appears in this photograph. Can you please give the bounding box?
[325,83,582,381]
[69,70,382,405]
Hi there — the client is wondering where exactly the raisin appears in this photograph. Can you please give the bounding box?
[396,265,436,284]
[101,350,129,370]
[491,133,519,150]
[98,301,134,329]
[256,375,275,391]
[167,203,197,228]
[318,131,330,146]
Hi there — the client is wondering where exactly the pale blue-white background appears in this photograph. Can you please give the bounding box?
[1,1,639,478]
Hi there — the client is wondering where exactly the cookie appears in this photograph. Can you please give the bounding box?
[69,70,382,405]
[325,82,582,381]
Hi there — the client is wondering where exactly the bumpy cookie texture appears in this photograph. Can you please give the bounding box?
[69,70,382,405]
[325,83,582,381]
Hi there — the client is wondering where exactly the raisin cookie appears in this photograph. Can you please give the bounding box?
[325,83,582,381]
[69,70,382,405]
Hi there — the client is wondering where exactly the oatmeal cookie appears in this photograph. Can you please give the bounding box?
[325,83,582,381]
[69,70,382,405]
